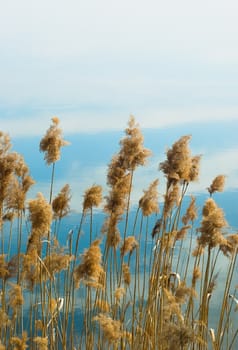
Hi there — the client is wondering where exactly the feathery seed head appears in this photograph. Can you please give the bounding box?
[0,131,11,155]
[93,313,123,344]
[160,135,192,182]
[38,253,73,281]
[95,299,110,312]
[8,283,24,311]
[192,267,201,285]
[114,287,126,302]
[105,154,131,216]
[0,308,10,329]
[28,192,52,234]
[207,175,226,195]
[40,117,69,165]
[33,337,48,350]
[52,116,60,124]
[182,195,198,224]
[83,185,103,212]
[160,135,200,185]
[120,236,138,256]
[0,255,10,280]
[197,198,227,249]
[220,234,238,257]
[189,155,201,182]
[122,263,131,285]
[10,332,28,350]
[119,115,151,171]
[74,239,104,288]
[163,182,180,218]
[175,226,191,241]
[102,214,121,248]
[35,320,44,331]
[162,323,196,349]
[139,179,159,216]
[27,193,52,254]
[52,184,71,219]
[163,288,183,321]
[175,282,195,304]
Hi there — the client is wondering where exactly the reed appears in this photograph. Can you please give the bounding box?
[0,116,237,349]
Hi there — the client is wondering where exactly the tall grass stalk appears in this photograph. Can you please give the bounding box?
[0,117,237,349]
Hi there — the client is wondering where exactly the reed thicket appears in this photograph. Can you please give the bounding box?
[0,116,237,349]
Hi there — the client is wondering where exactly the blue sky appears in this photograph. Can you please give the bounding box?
[0,0,238,211]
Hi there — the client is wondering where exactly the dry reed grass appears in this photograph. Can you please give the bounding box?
[0,116,237,349]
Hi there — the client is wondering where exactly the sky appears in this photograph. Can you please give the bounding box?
[0,0,238,212]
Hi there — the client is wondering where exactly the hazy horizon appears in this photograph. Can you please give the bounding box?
[3,118,237,215]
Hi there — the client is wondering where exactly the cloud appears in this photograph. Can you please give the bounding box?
[1,105,238,137]
[1,0,238,60]
[0,0,237,138]
[0,0,238,106]
[190,148,238,194]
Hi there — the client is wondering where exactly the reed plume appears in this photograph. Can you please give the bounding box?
[105,154,131,216]
[161,323,196,350]
[0,255,10,280]
[189,155,201,182]
[207,174,226,196]
[174,281,195,304]
[83,184,103,212]
[163,181,180,218]
[182,195,198,224]
[10,332,28,350]
[52,184,71,219]
[160,135,192,184]
[162,288,184,321]
[220,233,238,257]
[139,179,159,216]
[119,115,151,171]
[175,225,191,241]
[39,117,69,165]
[5,156,35,212]
[104,156,131,247]
[122,263,131,285]
[95,299,110,312]
[0,132,24,227]
[196,198,227,250]
[120,236,138,256]
[192,266,202,285]
[104,116,151,248]
[26,192,52,254]
[37,253,72,281]
[22,249,38,290]
[101,214,121,248]
[33,337,48,350]
[74,239,105,288]
[93,313,123,344]
[0,308,10,328]
[8,283,24,312]
[0,133,17,205]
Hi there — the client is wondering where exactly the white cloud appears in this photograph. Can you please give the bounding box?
[1,106,238,137]
[0,0,238,105]
[0,0,237,147]
[190,148,238,194]
[0,0,237,134]
[1,0,238,60]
